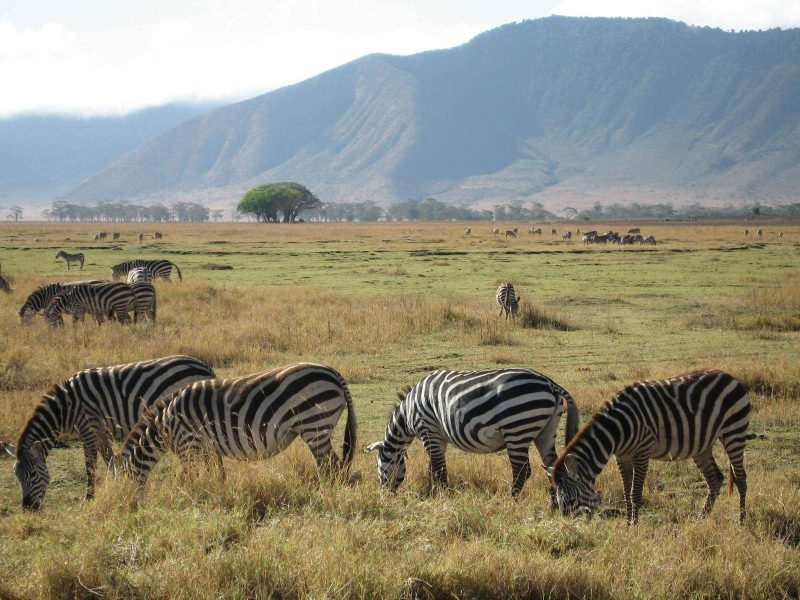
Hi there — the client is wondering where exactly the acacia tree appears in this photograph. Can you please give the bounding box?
[238,182,322,223]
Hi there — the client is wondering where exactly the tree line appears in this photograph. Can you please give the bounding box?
[39,201,226,223]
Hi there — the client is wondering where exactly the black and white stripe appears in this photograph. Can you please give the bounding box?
[3,356,215,509]
[111,259,182,282]
[366,368,579,500]
[19,280,103,322]
[496,283,520,319]
[115,363,357,494]
[44,282,133,327]
[126,267,152,284]
[130,282,157,322]
[550,369,752,524]
[55,251,84,270]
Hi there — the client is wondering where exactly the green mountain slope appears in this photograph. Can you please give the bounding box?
[65,17,800,209]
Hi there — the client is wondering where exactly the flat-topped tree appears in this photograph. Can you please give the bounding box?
[238,182,322,223]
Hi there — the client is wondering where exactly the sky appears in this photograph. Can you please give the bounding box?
[1,0,799,117]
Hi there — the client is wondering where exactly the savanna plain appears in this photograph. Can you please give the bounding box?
[0,220,798,600]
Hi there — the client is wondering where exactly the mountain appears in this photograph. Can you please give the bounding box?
[0,103,213,206]
[65,17,800,210]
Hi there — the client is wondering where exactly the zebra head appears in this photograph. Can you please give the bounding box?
[6,442,50,510]
[111,264,126,280]
[365,441,407,493]
[43,294,70,328]
[548,456,599,517]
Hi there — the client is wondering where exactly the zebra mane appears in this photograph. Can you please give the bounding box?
[389,385,413,419]
[16,382,70,448]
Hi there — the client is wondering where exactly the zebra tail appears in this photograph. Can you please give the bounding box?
[340,377,357,471]
[555,384,580,445]
[728,465,735,495]
[173,263,183,282]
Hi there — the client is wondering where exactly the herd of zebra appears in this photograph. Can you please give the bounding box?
[465,226,657,245]
[3,353,754,526]
[16,258,181,327]
[92,231,163,242]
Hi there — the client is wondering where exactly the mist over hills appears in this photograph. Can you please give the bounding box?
[52,17,800,210]
[0,103,213,207]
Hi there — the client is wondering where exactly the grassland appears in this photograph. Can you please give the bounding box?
[0,220,798,600]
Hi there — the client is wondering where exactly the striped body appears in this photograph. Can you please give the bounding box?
[19,280,103,322]
[111,259,182,282]
[367,368,579,500]
[44,282,133,327]
[126,267,152,284]
[55,251,84,270]
[505,230,516,238]
[6,356,215,509]
[551,370,751,524]
[496,282,519,319]
[130,282,157,322]
[116,363,357,492]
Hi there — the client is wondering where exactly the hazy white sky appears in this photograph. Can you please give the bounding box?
[1,0,798,117]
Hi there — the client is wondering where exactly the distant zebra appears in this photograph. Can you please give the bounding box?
[19,280,103,322]
[130,282,157,322]
[138,233,144,243]
[496,282,519,319]
[112,232,120,241]
[778,232,783,238]
[113,363,357,497]
[55,251,84,270]
[513,227,519,234]
[153,232,163,239]
[464,228,471,237]
[757,229,763,237]
[505,230,517,238]
[583,231,597,238]
[744,229,749,236]
[111,259,182,282]
[643,235,656,245]
[2,356,215,509]
[561,231,572,242]
[550,370,752,525]
[528,227,542,235]
[551,228,557,235]
[366,368,579,500]
[582,235,594,245]
[126,267,152,284]
[44,282,133,327]
[0,263,11,294]
[492,228,500,235]
[627,228,640,234]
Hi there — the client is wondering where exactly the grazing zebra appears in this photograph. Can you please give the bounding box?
[111,259,182,282]
[112,232,120,241]
[621,235,634,245]
[513,227,519,234]
[593,234,609,245]
[366,368,580,500]
[464,228,471,237]
[561,231,572,242]
[126,267,152,284]
[528,227,542,235]
[582,235,594,245]
[643,235,656,245]
[55,251,84,270]
[113,363,357,496]
[138,233,144,243]
[19,280,103,322]
[44,282,133,327]
[94,232,108,241]
[130,282,157,322]
[492,228,500,235]
[0,263,11,294]
[153,232,163,239]
[505,230,517,238]
[2,356,215,509]
[549,369,752,525]
[757,229,763,237]
[628,228,640,234]
[496,282,520,319]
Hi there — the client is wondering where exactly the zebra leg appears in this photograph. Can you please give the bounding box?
[532,417,560,509]
[692,449,724,517]
[617,459,634,524]
[419,431,448,489]
[301,428,340,477]
[98,428,114,467]
[79,428,101,500]
[506,443,532,499]
[720,436,748,523]
[629,456,650,525]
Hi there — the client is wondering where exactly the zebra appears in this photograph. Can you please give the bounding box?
[55,251,84,270]
[528,227,542,235]
[778,232,783,238]
[757,229,763,237]
[153,232,163,239]
[126,267,152,284]
[561,231,572,242]
[496,282,519,319]
[643,235,656,245]
[505,230,517,238]
[549,369,752,525]
[464,228,471,237]
[744,229,749,236]
[18,280,103,322]
[111,259,182,282]
[44,282,133,327]
[628,228,640,234]
[138,233,144,243]
[130,282,157,322]
[112,232,120,241]
[551,228,557,235]
[582,235,594,245]
[492,228,500,235]
[112,363,357,497]
[366,368,580,501]
[0,263,11,294]
[3,356,215,510]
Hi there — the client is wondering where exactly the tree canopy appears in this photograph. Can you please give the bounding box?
[238,182,322,223]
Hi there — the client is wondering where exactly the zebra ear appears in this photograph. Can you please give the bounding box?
[365,441,383,453]
[3,443,15,458]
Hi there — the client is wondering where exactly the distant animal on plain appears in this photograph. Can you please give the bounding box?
[95,232,108,240]
[55,251,84,270]
[778,232,783,238]
[621,235,634,245]
[138,233,144,243]
[628,228,640,234]
[528,227,542,235]
[112,233,120,241]
[551,229,557,235]
[464,228,471,237]
[111,259,182,282]
[496,282,519,319]
[593,235,609,245]
[513,228,519,234]
[562,231,572,242]
[744,229,749,236]
[582,235,594,244]
[583,231,597,238]
[505,230,517,238]
[757,229,763,237]
[492,228,500,235]
[576,229,581,235]
[643,235,656,245]
[153,232,163,239]
[0,263,11,294]
[631,234,644,244]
